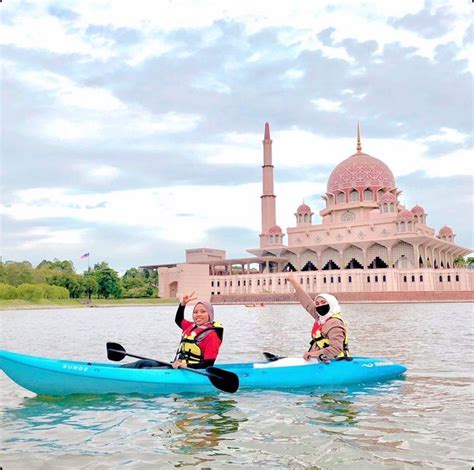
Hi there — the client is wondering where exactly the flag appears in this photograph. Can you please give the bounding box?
[80,253,90,259]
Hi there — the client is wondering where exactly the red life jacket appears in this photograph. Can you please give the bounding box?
[176,321,224,366]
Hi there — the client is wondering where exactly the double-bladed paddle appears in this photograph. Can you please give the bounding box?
[106,342,239,393]
[263,351,286,362]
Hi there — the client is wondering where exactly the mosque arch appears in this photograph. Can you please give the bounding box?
[300,250,318,271]
[301,261,317,271]
[364,188,373,201]
[350,189,359,202]
[367,243,389,268]
[283,263,296,272]
[337,192,345,204]
[341,211,356,222]
[327,194,334,206]
[321,248,340,270]
[169,281,178,298]
[343,245,364,269]
[280,250,298,271]
[392,241,415,268]
[377,189,385,201]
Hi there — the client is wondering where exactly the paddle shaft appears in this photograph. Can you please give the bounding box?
[109,349,217,379]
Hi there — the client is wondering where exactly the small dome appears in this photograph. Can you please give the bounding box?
[398,209,414,220]
[268,225,282,234]
[411,204,425,215]
[380,192,397,203]
[439,225,453,236]
[327,152,396,194]
[296,203,312,214]
[369,208,380,219]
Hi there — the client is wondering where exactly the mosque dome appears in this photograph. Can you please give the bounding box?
[296,203,312,214]
[268,225,282,234]
[439,225,453,236]
[398,209,414,220]
[411,204,425,215]
[380,192,397,203]
[327,152,396,194]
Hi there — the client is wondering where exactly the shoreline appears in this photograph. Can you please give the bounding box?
[0,299,472,311]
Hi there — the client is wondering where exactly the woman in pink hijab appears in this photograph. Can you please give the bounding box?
[172,292,223,369]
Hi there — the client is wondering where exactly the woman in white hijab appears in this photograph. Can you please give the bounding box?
[287,273,350,362]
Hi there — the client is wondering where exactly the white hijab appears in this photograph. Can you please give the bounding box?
[314,293,341,325]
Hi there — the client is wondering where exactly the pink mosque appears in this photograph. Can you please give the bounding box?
[155,123,473,303]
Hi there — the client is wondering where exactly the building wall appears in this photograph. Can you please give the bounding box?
[158,263,211,301]
[207,268,473,297]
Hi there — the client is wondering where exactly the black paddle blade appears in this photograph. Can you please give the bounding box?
[107,342,127,361]
[205,367,239,393]
[263,351,285,362]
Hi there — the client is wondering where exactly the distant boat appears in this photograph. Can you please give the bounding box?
[245,303,266,307]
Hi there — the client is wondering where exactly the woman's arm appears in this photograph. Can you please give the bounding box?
[286,272,318,320]
[175,303,185,327]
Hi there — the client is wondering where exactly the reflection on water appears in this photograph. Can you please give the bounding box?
[168,396,245,454]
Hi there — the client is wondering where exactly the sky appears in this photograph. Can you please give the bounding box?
[1,0,472,273]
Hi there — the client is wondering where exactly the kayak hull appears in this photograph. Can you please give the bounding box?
[0,350,407,396]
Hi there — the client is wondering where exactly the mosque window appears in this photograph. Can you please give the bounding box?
[341,211,356,222]
[377,189,384,201]
[439,276,443,282]
[367,276,371,283]
[278,278,281,285]
[338,276,341,283]
[330,276,334,283]
[382,275,386,282]
[337,192,345,204]
[230,281,232,287]
[249,280,252,286]
[269,279,272,285]
[350,190,359,202]
[403,276,407,282]
[419,275,423,282]
[411,275,415,282]
[238,281,241,286]
[447,275,451,282]
[455,275,459,282]
[323,277,327,283]
[224,281,227,287]
[364,189,373,201]
[348,276,352,283]
[375,275,378,282]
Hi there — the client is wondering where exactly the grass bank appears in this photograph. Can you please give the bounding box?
[0,298,179,310]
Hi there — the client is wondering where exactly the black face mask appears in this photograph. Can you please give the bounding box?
[316,304,330,316]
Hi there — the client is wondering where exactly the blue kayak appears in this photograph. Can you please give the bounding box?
[0,349,407,396]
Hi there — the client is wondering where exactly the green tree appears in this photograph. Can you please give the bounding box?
[453,256,466,268]
[4,261,34,286]
[81,272,98,300]
[93,262,122,299]
[122,268,145,290]
[47,273,84,298]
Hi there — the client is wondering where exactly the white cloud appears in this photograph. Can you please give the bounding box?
[87,165,121,183]
[311,98,343,113]
[16,227,86,251]
[422,127,469,144]
[201,127,473,180]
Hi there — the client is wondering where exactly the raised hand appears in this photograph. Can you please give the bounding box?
[180,291,198,306]
[286,272,299,288]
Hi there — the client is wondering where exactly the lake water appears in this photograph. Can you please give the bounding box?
[0,303,473,469]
